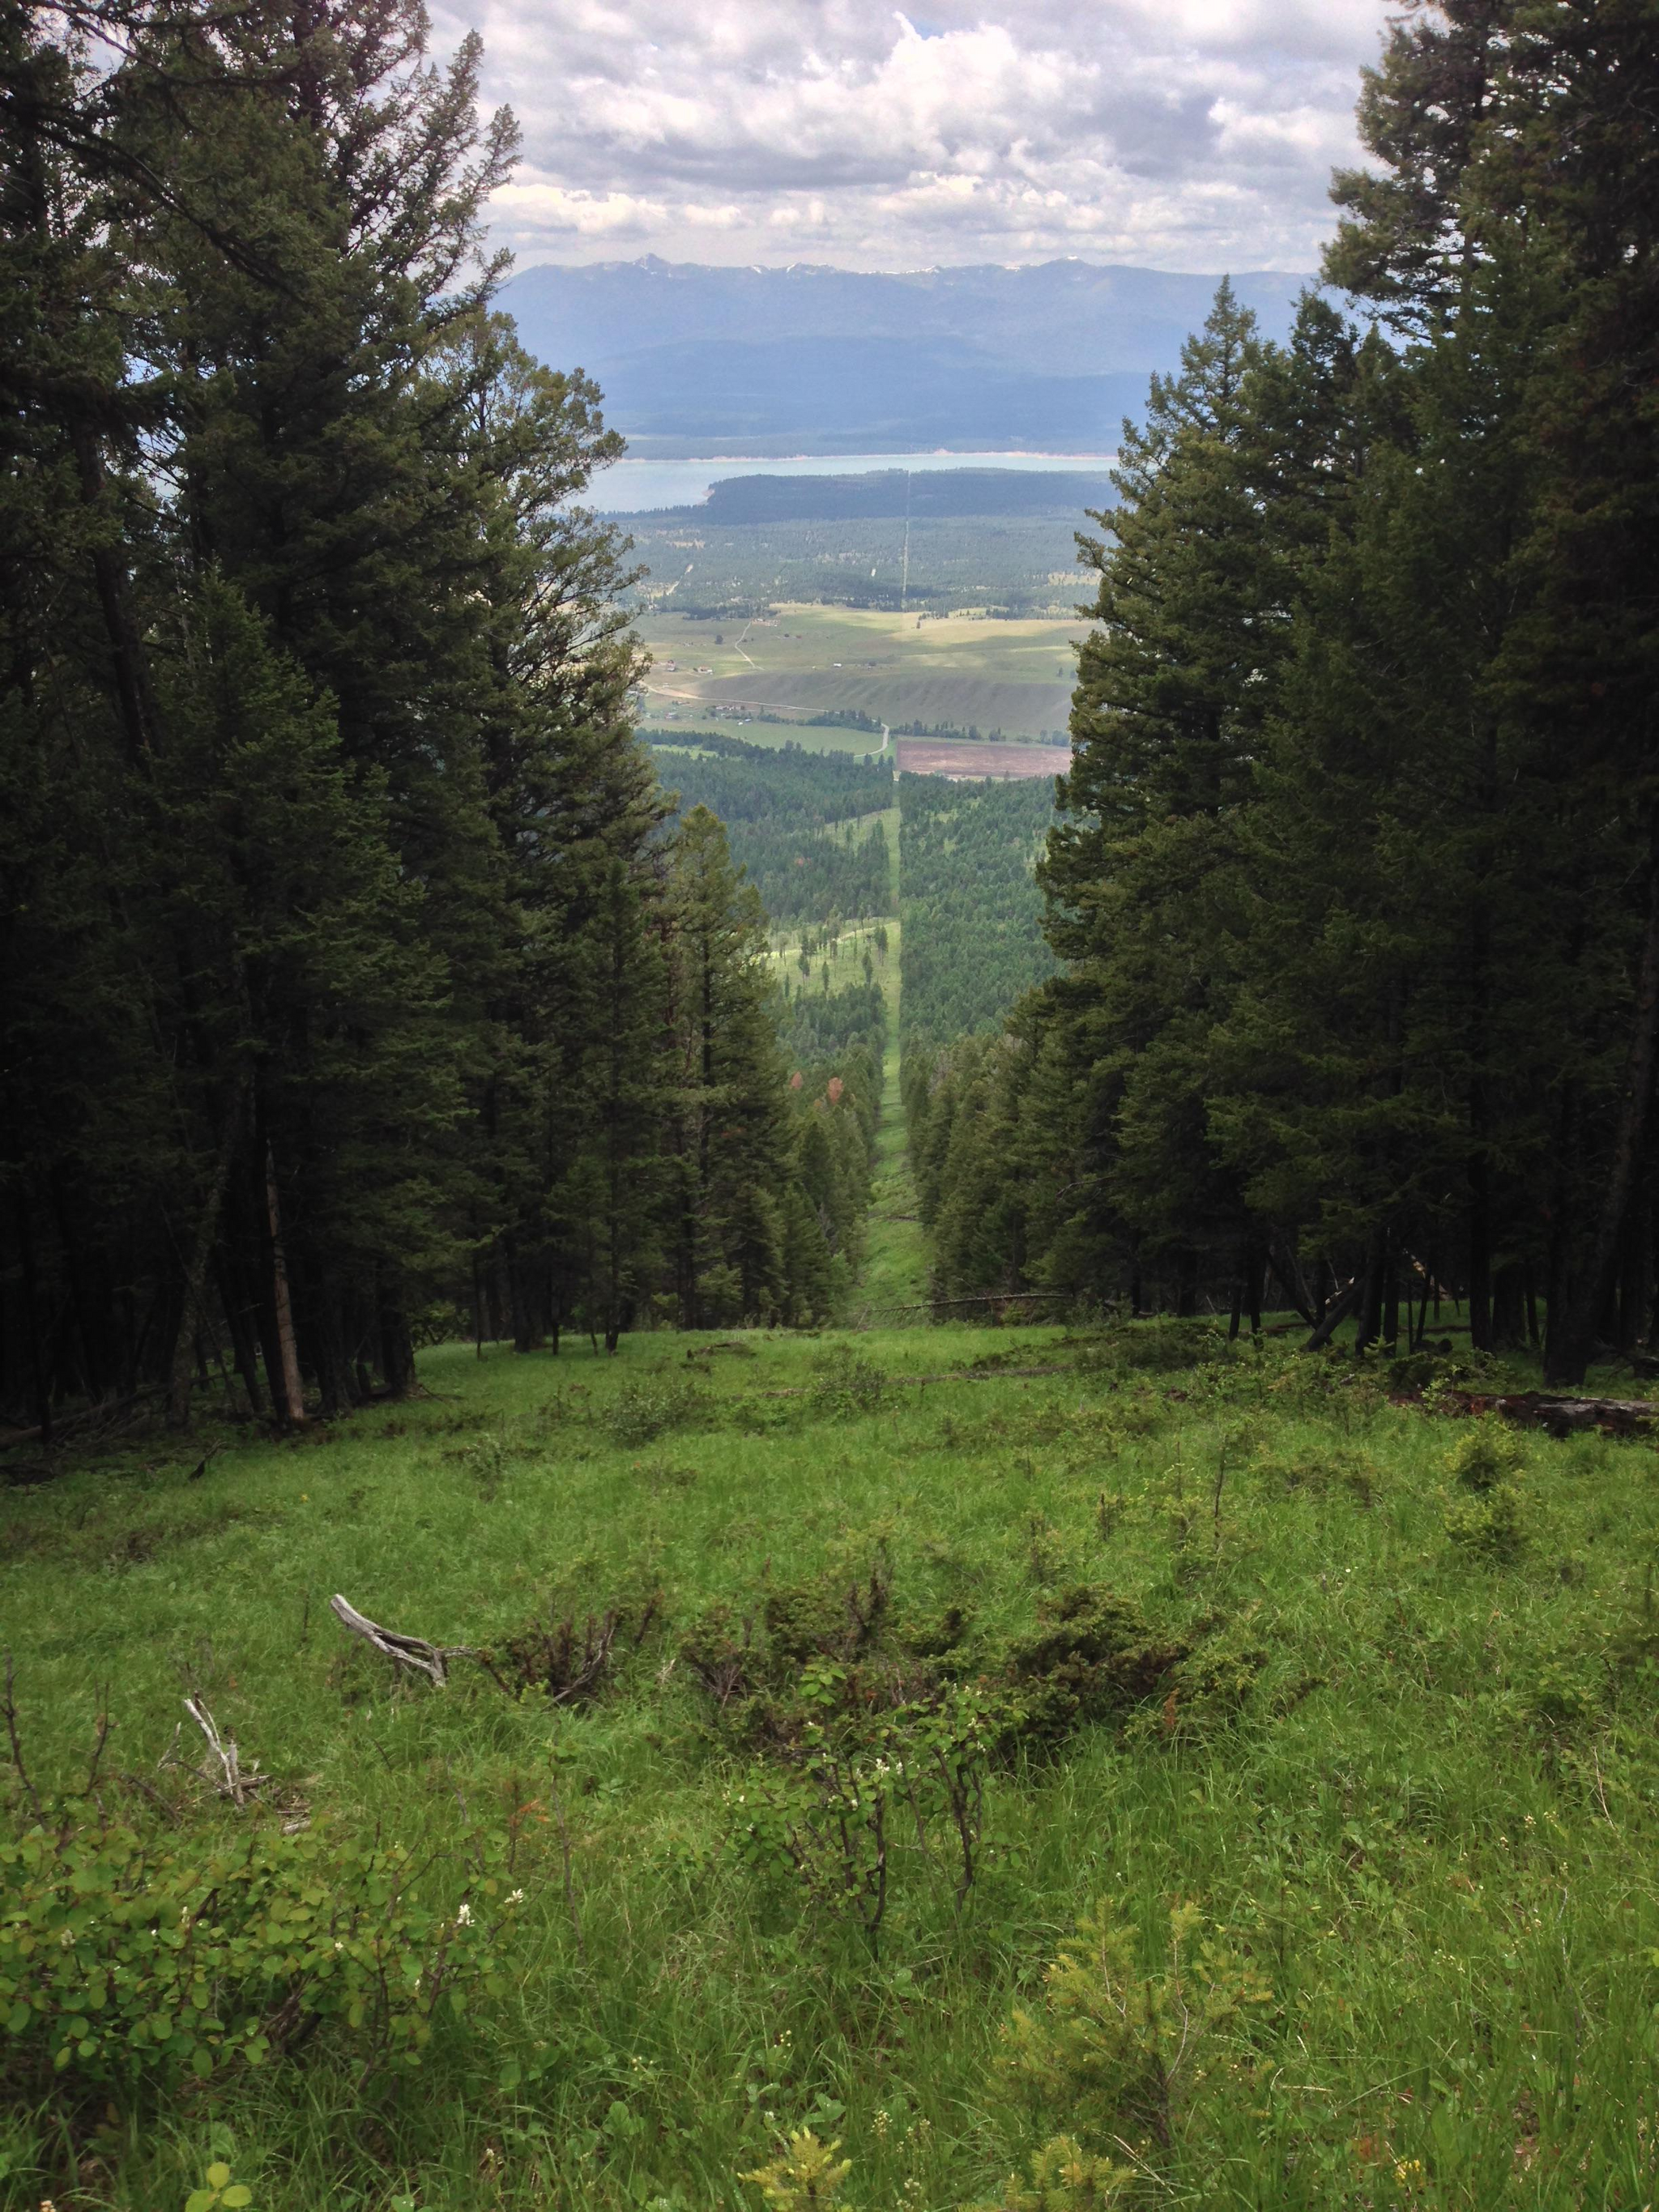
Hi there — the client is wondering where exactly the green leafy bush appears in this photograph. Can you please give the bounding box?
[1088,1320,1232,1376]
[186,2154,255,2212]
[0,1818,511,2099]
[727,1669,995,1930]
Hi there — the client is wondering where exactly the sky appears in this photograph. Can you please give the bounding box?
[429,0,1394,275]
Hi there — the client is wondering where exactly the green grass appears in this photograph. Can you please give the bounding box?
[6,1324,1659,2210]
[857,898,929,1321]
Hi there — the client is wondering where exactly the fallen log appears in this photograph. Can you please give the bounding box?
[1445,1389,1659,1437]
[330,1593,477,1686]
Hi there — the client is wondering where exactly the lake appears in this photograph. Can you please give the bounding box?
[595,450,1116,516]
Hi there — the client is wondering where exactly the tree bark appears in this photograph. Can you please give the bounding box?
[1354,1226,1387,1353]
[166,1076,249,1426]
[264,1145,306,1424]
[1547,823,1659,1384]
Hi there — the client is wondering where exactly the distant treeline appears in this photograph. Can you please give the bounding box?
[653,737,892,923]
[625,514,1090,618]
[629,468,1117,527]
[911,5,1659,1385]
[898,776,1056,1051]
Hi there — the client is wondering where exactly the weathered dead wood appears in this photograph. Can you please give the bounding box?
[1445,1389,1659,1437]
[330,1593,477,1686]
[1303,1277,1363,1352]
[162,1695,269,1808]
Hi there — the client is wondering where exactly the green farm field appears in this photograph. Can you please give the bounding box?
[637,605,1084,740]
[5,1328,1658,2210]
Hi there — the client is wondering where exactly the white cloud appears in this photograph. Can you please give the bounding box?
[430,0,1392,271]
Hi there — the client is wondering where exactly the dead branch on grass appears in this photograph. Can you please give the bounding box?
[160,1695,271,1809]
[329,1592,479,1687]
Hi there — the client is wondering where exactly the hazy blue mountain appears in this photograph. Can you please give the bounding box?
[501,256,1316,455]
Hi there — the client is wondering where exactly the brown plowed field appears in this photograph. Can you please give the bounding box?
[896,738,1072,781]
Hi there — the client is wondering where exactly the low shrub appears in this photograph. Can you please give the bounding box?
[727,1669,996,1931]
[765,1560,890,1665]
[1252,1443,1379,1507]
[967,2133,1132,2211]
[806,1350,887,1418]
[1444,1481,1528,1563]
[741,2128,851,2210]
[995,1899,1272,2166]
[1445,1416,1525,1492]
[490,1594,661,1702]
[601,1378,707,1447]
[1087,1320,1232,1377]
[996,1586,1187,1750]
[0,1816,511,2100]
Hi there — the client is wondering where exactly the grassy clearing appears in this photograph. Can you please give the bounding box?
[6,1322,1659,2210]
[856,910,928,1322]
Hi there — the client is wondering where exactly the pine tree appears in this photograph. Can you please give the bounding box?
[1030,288,1357,1311]
[664,808,791,1328]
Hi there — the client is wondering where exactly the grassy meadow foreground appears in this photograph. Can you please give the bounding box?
[4,1326,1658,2210]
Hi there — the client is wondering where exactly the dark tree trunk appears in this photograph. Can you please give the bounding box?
[264,1145,306,1424]
[166,1076,248,1427]
[1547,822,1659,1385]
[1467,1141,1493,1353]
[1491,1262,1527,1350]
[1265,1236,1315,1324]
[1355,1227,1387,1353]
[214,1250,264,1415]
[378,1294,415,1399]
[11,1193,51,1445]
[1381,1243,1401,1355]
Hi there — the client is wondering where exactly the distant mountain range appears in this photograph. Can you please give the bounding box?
[501,257,1317,457]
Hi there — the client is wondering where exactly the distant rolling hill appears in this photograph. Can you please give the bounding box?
[501,257,1316,457]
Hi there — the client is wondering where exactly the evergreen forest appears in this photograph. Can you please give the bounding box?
[651,736,892,926]
[0,0,884,1441]
[6,7,1659,2212]
[898,775,1056,1051]
[913,4,1659,1387]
